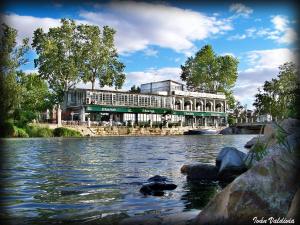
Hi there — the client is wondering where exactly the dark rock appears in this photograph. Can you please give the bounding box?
[140,175,177,196]
[219,127,233,135]
[244,137,259,148]
[181,163,218,181]
[148,175,168,183]
[140,182,177,195]
[216,147,246,171]
[216,147,247,182]
[217,166,248,182]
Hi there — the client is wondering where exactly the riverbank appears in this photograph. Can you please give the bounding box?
[8,123,228,137]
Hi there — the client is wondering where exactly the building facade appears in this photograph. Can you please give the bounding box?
[63,80,228,127]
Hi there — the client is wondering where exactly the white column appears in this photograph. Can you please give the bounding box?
[213,99,216,112]
[204,117,207,127]
[80,106,85,122]
[57,105,62,127]
[87,117,91,127]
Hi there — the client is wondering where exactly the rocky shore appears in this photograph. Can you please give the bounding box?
[193,118,300,225]
[118,118,300,225]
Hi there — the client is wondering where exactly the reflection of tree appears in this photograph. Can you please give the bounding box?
[181,181,220,210]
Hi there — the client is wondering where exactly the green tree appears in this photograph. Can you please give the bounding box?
[32,18,80,103]
[78,25,125,90]
[253,62,299,119]
[0,24,29,131]
[129,85,141,93]
[180,45,238,108]
[13,72,53,126]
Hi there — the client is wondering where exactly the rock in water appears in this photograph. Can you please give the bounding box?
[147,175,168,183]
[180,163,218,181]
[216,147,246,170]
[216,147,247,182]
[140,175,177,196]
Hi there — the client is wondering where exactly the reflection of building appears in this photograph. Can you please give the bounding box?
[63,80,228,127]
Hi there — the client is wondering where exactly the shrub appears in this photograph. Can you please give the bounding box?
[13,126,29,138]
[25,125,53,137]
[53,127,82,137]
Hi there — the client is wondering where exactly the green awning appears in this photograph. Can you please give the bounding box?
[85,105,227,117]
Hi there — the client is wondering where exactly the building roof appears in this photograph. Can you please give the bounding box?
[140,79,184,86]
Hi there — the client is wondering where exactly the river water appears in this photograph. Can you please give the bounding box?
[0,135,256,224]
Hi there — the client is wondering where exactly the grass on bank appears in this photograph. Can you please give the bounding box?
[0,120,82,138]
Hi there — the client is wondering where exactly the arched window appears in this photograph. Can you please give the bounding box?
[206,101,213,111]
[196,100,204,111]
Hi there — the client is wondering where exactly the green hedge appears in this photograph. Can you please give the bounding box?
[25,125,53,137]
[53,127,82,137]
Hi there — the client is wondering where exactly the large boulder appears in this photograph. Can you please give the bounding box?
[194,136,299,225]
[216,147,246,170]
[215,147,247,182]
[180,163,218,181]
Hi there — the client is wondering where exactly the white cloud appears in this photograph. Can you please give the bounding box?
[246,48,297,69]
[234,48,298,108]
[1,13,61,43]
[271,15,288,32]
[79,1,232,55]
[143,48,158,57]
[220,52,235,57]
[277,28,297,44]
[125,67,182,88]
[228,34,247,40]
[1,13,90,44]
[229,3,253,18]
[228,14,297,44]
[75,67,182,91]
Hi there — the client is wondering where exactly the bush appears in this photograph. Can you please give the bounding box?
[25,125,53,137]
[53,127,82,137]
[13,126,29,138]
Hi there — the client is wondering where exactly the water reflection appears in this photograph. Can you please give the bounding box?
[181,181,221,210]
[0,135,255,223]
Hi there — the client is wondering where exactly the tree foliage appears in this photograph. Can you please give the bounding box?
[129,85,141,93]
[180,45,238,93]
[180,45,238,109]
[78,25,125,90]
[32,19,126,103]
[32,19,80,103]
[13,72,53,126]
[0,24,29,128]
[253,62,299,119]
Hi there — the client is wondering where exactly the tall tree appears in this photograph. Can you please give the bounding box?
[180,45,238,108]
[253,62,299,119]
[0,24,29,129]
[78,25,125,90]
[13,72,53,126]
[32,19,80,103]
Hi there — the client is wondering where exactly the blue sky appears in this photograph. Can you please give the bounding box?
[2,1,298,108]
